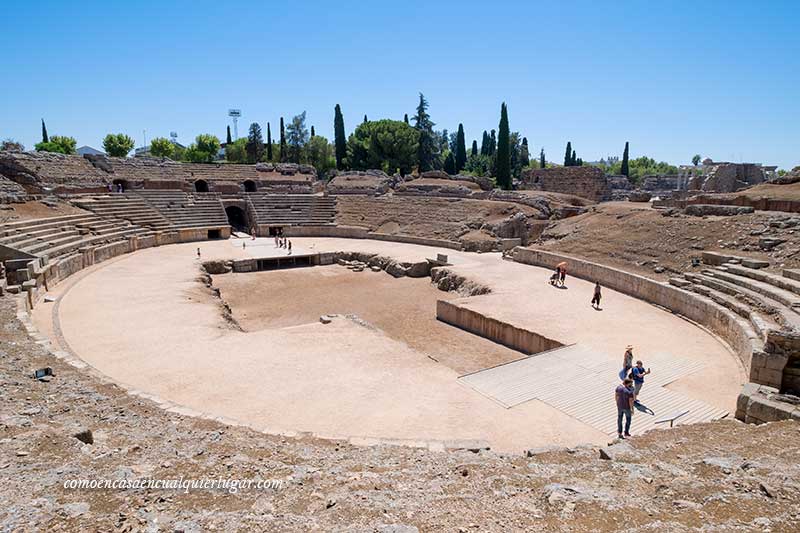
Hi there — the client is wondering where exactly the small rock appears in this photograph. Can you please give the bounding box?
[325,497,337,509]
[73,429,94,445]
[759,482,776,498]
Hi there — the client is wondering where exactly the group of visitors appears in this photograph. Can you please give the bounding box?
[108,182,124,193]
[546,261,603,310]
[549,262,568,287]
[615,345,652,439]
[275,235,292,255]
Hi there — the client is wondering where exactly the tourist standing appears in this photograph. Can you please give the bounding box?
[615,378,635,439]
[287,240,292,255]
[621,345,634,379]
[631,360,651,403]
[591,282,602,309]
[559,266,567,287]
[196,248,201,259]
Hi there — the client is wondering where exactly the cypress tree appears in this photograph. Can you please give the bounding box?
[540,148,546,169]
[471,140,478,157]
[455,123,467,173]
[489,130,496,156]
[444,152,456,175]
[363,114,368,124]
[564,141,572,166]
[571,149,577,166]
[577,157,583,166]
[41,119,49,143]
[266,123,273,161]
[334,104,347,170]
[496,103,511,190]
[279,117,287,163]
[404,113,409,124]
[311,125,315,138]
[621,141,630,178]
[226,125,232,145]
[480,131,489,155]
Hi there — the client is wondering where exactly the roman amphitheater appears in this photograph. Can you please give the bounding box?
[1,151,799,531]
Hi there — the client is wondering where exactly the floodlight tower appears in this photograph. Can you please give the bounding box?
[228,109,242,140]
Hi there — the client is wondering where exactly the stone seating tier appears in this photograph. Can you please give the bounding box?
[247,194,337,226]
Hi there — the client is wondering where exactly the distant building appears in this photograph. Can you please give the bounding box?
[76,145,105,156]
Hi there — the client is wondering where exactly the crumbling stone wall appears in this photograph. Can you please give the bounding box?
[0,152,316,194]
[688,162,766,193]
[520,166,611,202]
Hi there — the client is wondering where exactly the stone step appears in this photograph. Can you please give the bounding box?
[710,268,800,311]
[684,276,779,339]
[785,269,800,283]
[721,263,800,298]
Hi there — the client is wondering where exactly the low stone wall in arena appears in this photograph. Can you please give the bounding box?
[512,247,753,370]
[511,246,800,424]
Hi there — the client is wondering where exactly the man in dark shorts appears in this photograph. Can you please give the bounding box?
[591,282,602,309]
[615,378,635,439]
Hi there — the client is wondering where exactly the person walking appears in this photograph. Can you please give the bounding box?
[591,282,602,309]
[631,360,651,404]
[615,378,635,439]
[559,266,567,287]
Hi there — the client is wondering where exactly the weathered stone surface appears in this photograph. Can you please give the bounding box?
[627,191,652,202]
[520,166,611,202]
[684,204,755,217]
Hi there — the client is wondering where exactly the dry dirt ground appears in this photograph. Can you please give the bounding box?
[538,202,800,280]
[213,265,520,375]
[1,293,799,531]
[0,199,87,224]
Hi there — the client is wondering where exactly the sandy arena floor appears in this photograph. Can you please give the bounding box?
[32,237,746,453]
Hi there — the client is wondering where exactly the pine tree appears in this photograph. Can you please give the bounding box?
[496,103,511,190]
[41,119,49,143]
[310,125,315,138]
[404,113,409,124]
[245,122,265,163]
[621,141,630,178]
[540,148,546,169]
[455,123,467,173]
[471,140,478,157]
[334,104,347,170]
[564,141,572,166]
[226,125,232,145]
[413,93,436,172]
[279,117,287,163]
[266,123,273,161]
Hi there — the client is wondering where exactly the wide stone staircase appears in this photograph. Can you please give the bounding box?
[73,194,172,231]
[136,191,229,229]
[0,213,151,261]
[670,257,800,393]
[247,193,337,226]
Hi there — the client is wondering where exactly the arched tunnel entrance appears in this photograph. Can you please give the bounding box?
[225,205,249,233]
[194,179,209,193]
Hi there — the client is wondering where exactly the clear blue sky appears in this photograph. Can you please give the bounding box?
[2,0,798,169]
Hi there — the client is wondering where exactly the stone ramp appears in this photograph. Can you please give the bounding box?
[458,344,728,436]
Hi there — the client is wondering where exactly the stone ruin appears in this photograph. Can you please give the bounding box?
[0,151,317,195]
[679,159,775,193]
[520,166,612,202]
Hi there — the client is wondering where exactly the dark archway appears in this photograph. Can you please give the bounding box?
[194,179,209,193]
[225,205,249,232]
[112,179,128,192]
[243,180,257,193]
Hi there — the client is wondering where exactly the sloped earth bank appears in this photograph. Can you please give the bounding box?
[1,295,799,531]
[539,202,800,279]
